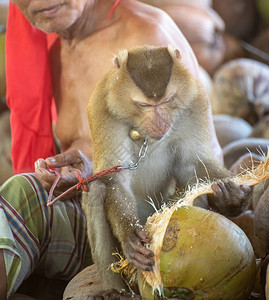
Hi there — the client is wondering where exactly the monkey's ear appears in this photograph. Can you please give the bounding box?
[167,44,181,61]
[113,49,128,69]
[174,49,181,60]
[113,56,121,69]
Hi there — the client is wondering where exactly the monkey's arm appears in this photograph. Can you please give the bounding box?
[103,175,155,271]
[192,158,252,217]
[173,153,251,217]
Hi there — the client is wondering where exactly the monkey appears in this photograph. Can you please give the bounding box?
[81,46,252,298]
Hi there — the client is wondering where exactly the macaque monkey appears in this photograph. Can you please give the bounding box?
[82,46,251,297]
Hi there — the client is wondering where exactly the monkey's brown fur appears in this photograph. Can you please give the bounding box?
[82,46,250,295]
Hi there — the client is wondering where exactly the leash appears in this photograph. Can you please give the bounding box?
[47,140,148,206]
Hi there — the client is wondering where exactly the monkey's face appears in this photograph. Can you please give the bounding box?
[11,0,88,33]
[108,46,203,141]
[109,71,192,141]
[130,95,180,140]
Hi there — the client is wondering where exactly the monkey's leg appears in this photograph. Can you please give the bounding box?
[81,181,128,293]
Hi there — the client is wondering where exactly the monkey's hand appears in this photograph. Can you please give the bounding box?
[121,227,155,271]
[35,149,93,199]
[208,179,252,217]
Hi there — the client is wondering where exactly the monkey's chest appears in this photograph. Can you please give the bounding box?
[131,153,174,224]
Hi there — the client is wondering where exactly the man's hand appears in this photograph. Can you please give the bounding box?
[35,149,93,199]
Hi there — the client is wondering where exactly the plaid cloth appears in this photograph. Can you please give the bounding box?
[0,173,90,297]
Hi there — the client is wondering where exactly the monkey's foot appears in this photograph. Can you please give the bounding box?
[88,289,141,300]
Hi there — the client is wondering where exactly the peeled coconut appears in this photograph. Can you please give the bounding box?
[113,156,269,299]
[210,59,269,125]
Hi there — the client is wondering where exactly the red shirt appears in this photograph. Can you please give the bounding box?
[6,2,56,173]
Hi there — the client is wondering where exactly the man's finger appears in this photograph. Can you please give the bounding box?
[35,158,50,171]
[46,150,82,167]
[35,168,57,185]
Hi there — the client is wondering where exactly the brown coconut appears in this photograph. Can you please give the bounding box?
[250,115,269,140]
[161,2,225,76]
[222,33,246,64]
[211,59,269,125]
[63,265,103,300]
[212,0,258,40]
[213,114,252,148]
[250,28,269,65]
[222,138,269,169]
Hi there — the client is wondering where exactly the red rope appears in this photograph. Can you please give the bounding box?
[47,165,123,206]
[107,0,121,19]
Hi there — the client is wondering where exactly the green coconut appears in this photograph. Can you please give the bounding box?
[112,153,269,299]
[136,156,269,299]
[138,205,256,299]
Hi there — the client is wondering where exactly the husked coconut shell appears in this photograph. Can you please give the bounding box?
[213,114,252,148]
[250,28,269,65]
[63,265,103,300]
[250,115,269,140]
[222,33,246,63]
[211,59,269,125]
[212,0,258,40]
[222,138,269,169]
[160,2,225,76]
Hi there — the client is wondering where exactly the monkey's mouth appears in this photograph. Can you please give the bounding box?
[147,124,172,140]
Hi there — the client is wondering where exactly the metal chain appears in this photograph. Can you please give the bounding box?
[117,139,148,170]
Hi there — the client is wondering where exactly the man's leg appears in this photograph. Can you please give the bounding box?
[0,173,90,298]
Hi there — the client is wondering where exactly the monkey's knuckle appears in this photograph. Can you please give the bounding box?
[128,258,136,266]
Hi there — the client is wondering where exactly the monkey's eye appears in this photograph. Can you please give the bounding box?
[163,95,175,104]
[163,98,171,103]
[137,102,150,107]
